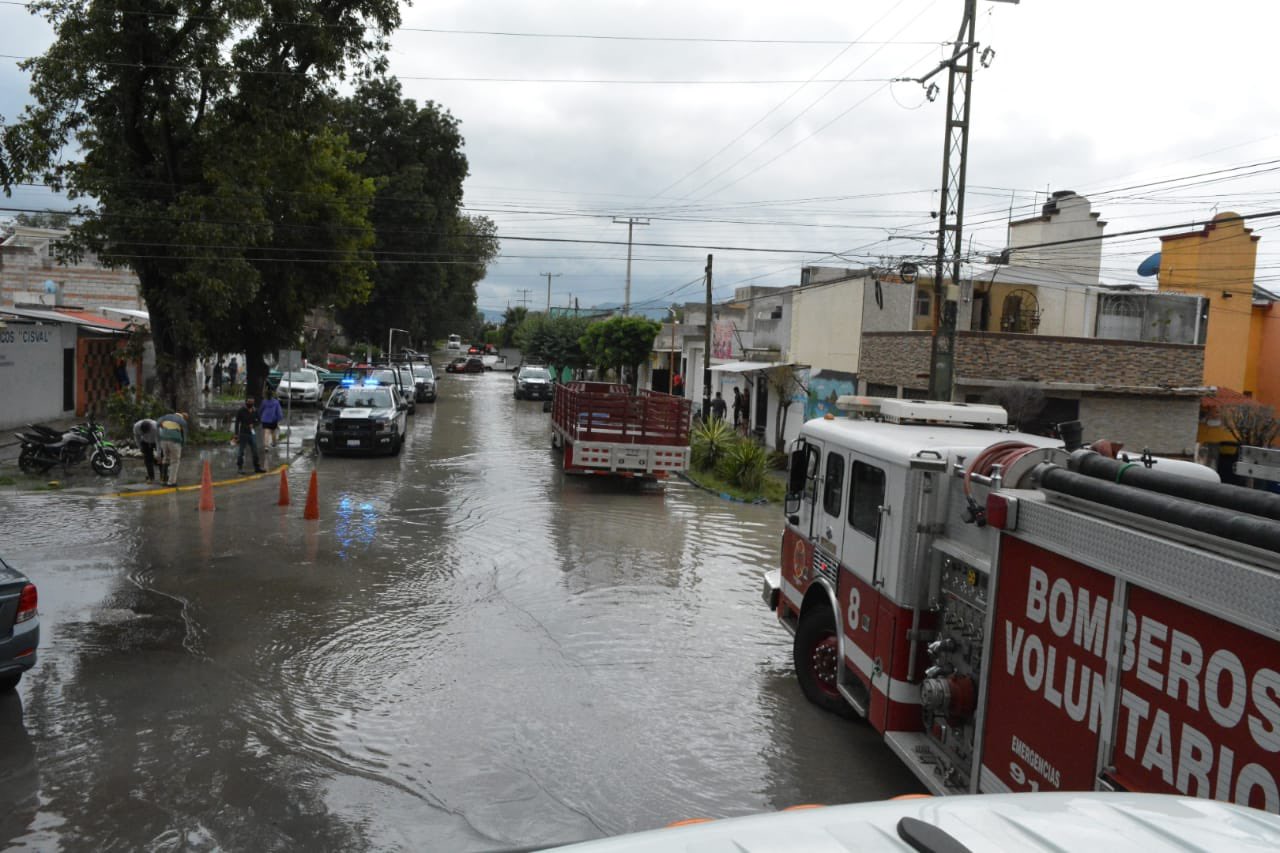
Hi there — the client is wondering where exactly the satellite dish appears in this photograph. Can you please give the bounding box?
[1138,252,1161,277]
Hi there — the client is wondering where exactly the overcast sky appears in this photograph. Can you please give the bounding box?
[3,1,1279,316]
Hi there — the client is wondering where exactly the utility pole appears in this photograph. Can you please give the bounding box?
[540,271,561,313]
[703,254,713,420]
[918,0,1015,401]
[613,216,650,315]
[516,289,532,310]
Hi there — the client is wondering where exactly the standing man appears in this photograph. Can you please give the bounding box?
[202,358,212,394]
[234,396,265,474]
[228,356,239,390]
[671,372,684,397]
[710,391,727,422]
[156,412,188,487]
[259,389,283,452]
[732,386,743,430]
[741,385,751,434]
[132,417,161,483]
[213,358,224,395]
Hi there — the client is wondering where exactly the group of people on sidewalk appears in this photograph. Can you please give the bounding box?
[232,392,283,474]
[130,389,285,486]
[131,412,189,487]
[201,356,239,395]
[706,385,753,433]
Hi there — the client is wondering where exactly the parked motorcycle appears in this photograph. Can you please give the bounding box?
[15,421,122,476]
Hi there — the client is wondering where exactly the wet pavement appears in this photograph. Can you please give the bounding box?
[0,369,921,851]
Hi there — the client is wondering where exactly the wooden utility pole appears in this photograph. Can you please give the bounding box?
[703,254,713,420]
[613,217,650,315]
[541,271,561,312]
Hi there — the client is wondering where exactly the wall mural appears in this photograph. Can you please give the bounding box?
[711,320,736,360]
[804,368,857,420]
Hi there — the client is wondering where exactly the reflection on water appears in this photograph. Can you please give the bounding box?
[334,496,380,557]
[0,692,38,846]
[0,370,921,850]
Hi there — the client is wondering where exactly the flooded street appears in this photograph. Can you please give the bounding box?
[0,370,920,851]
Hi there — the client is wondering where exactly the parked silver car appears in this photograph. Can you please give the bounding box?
[0,557,38,691]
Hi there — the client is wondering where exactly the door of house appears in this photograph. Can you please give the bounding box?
[755,375,769,438]
[62,348,75,412]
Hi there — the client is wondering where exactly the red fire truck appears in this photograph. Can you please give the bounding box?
[765,397,1280,813]
[550,381,692,479]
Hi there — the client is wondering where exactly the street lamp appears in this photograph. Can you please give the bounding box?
[387,327,409,360]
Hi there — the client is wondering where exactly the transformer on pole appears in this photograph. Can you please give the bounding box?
[920,0,1017,401]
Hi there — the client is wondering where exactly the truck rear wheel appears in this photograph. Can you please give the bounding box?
[794,602,854,718]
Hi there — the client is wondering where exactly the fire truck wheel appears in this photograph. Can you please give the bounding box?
[794,603,854,718]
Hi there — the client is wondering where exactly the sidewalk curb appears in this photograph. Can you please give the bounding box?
[676,471,771,505]
[111,459,297,499]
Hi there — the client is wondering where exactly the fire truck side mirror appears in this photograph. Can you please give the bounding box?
[787,448,807,495]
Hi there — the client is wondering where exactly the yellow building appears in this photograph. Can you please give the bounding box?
[1158,212,1260,394]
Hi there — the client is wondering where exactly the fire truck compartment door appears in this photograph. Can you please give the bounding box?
[868,598,899,732]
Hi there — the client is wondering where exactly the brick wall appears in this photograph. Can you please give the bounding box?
[859,331,1204,389]
[0,249,143,308]
[1079,396,1201,457]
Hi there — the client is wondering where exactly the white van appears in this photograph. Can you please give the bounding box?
[446,334,462,352]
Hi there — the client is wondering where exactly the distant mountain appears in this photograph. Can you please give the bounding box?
[483,304,670,323]
[581,303,670,321]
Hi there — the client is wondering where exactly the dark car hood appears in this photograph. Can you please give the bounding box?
[321,406,396,421]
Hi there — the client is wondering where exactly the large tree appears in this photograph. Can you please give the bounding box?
[335,77,495,349]
[515,313,591,376]
[579,315,662,390]
[4,0,399,410]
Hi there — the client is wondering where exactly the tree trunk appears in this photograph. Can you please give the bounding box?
[244,342,270,403]
[775,400,792,453]
[145,313,197,414]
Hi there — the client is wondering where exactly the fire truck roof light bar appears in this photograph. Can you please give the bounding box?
[835,396,1008,427]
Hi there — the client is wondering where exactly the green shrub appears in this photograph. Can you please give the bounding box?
[100,390,166,439]
[717,439,769,492]
[768,450,789,470]
[691,417,736,470]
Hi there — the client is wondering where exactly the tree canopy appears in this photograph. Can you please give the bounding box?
[334,77,495,349]
[579,315,662,388]
[499,306,529,348]
[3,0,400,409]
[515,313,592,373]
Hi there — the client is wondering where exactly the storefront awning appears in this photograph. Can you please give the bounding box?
[0,306,133,336]
[709,360,792,373]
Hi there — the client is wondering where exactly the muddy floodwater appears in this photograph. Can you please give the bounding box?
[0,371,921,851]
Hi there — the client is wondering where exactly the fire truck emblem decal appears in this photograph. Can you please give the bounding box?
[790,539,807,586]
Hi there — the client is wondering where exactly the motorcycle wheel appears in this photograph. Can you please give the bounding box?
[18,448,51,475]
[91,448,122,476]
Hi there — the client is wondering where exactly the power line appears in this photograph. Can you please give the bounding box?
[0,2,945,46]
[643,0,917,203]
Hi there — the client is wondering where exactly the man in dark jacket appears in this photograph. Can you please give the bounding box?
[710,391,728,422]
[234,397,265,473]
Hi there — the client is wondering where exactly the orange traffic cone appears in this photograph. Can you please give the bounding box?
[303,470,319,520]
[278,467,291,506]
[198,458,215,512]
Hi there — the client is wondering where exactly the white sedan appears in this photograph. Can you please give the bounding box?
[276,369,323,405]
